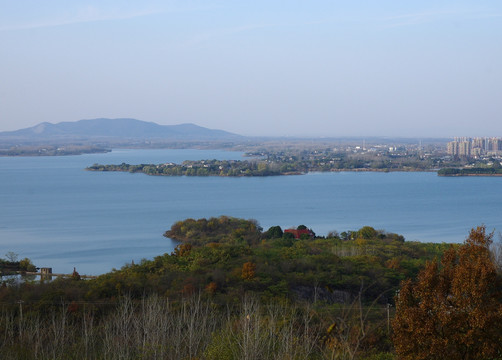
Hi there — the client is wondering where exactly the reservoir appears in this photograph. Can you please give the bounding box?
[1,149,501,275]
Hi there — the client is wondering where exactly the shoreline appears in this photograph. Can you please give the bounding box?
[86,166,436,177]
[438,173,502,177]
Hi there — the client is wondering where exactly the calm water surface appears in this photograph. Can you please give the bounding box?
[1,149,501,275]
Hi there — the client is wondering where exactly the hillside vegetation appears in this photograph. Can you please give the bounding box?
[2,217,498,359]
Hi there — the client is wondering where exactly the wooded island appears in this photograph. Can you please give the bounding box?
[85,149,441,177]
[438,167,502,176]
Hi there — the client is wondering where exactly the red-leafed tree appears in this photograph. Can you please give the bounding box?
[393,226,502,360]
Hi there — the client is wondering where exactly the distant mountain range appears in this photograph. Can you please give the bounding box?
[0,118,244,142]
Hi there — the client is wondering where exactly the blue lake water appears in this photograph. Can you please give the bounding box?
[1,148,501,275]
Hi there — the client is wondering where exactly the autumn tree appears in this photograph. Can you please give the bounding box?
[392,226,502,360]
[173,243,192,257]
[205,281,217,295]
[241,262,256,280]
[19,258,36,272]
[358,226,377,239]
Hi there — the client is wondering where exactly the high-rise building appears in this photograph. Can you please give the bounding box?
[458,141,471,157]
[447,141,458,156]
[447,137,502,157]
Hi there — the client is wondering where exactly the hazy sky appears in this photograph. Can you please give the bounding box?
[1,1,501,137]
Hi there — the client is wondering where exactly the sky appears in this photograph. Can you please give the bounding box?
[0,1,501,137]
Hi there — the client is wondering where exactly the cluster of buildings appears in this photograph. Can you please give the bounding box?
[447,137,502,158]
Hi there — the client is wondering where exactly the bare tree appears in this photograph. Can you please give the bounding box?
[4,252,18,262]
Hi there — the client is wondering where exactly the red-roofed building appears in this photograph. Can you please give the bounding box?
[284,228,315,239]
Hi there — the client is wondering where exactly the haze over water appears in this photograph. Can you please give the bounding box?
[1,149,501,275]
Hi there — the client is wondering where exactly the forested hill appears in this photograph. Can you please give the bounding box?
[0,118,244,142]
[2,217,500,359]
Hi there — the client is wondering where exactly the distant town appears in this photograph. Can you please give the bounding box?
[87,136,502,177]
[447,137,502,158]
